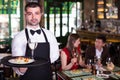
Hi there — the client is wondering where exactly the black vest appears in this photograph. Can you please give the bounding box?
[20,28,52,80]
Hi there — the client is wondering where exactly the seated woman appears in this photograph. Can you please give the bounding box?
[60,33,85,70]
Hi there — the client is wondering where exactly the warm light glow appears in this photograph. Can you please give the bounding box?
[106,3,112,7]
[98,8,104,12]
[97,1,104,4]
[98,14,104,19]
[91,9,94,13]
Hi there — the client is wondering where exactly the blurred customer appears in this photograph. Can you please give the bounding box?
[85,34,110,67]
[60,33,85,70]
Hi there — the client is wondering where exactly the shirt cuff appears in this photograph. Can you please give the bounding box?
[13,67,24,75]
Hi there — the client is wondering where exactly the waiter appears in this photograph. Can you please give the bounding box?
[12,2,59,80]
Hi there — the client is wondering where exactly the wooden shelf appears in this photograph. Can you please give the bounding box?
[96,0,118,19]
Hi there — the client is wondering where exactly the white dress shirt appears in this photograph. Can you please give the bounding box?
[96,48,103,59]
[12,26,59,63]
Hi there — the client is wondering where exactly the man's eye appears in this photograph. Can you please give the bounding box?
[27,12,32,15]
[35,12,40,15]
[28,14,31,15]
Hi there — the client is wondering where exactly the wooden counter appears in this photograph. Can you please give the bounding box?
[76,30,120,43]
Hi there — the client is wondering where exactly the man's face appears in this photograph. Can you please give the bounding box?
[95,39,105,50]
[25,7,42,27]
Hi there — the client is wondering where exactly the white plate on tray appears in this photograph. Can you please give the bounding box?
[8,57,34,64]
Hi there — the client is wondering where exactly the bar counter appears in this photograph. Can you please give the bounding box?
[76,30,120,43]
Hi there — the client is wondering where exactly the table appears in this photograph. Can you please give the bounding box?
[57,67,120,80]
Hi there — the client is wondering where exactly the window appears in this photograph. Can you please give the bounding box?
[0,0,23,45]
[44,1,82,37]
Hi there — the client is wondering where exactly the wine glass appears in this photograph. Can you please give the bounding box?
[87,59,92,65]
[94,56,98,64]
[28,42,38,59]
[106,57,115,71]
[87,59,92,69]
[73,53,78,58]
[106,57,112,65]
[73,52,79,65]
[94,56,102,69]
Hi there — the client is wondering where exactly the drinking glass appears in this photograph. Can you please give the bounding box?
[94,56,98,64]
[73,53,78,58]
[28,42,38,59]
[73,52,79,65]
[87,59,92,69]
[106,57,112,64]
[87,59,92,65]
[94,56,102,69]
[106,57,115,71]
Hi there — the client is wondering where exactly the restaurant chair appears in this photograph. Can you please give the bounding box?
[51,57,61,80]
[0,45,11,53]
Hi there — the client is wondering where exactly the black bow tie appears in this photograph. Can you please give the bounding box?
[30,29,41,35]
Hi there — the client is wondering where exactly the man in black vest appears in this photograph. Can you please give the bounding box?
[12,2,59,80]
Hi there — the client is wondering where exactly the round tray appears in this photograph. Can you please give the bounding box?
[1,56,49,67]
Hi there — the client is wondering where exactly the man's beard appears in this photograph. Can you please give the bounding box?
[29,22,39,26]
[28,20,39,26]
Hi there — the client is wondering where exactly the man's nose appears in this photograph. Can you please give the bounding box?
[32,14,35,18]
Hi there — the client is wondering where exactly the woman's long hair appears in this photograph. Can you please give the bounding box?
[66,33,80,58]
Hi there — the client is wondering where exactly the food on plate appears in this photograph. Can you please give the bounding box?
[83,77,95,80]
[8,57,34,64]
[83,69,92,72]
[71,69,81,74]
[16,57,29,62]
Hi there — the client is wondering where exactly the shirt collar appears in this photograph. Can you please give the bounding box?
[26,25,41,30]
[96,48,103,58]
[96,48,103,53]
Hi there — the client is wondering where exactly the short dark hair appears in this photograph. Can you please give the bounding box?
[25,2,43,13]
[96,34,106,43]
